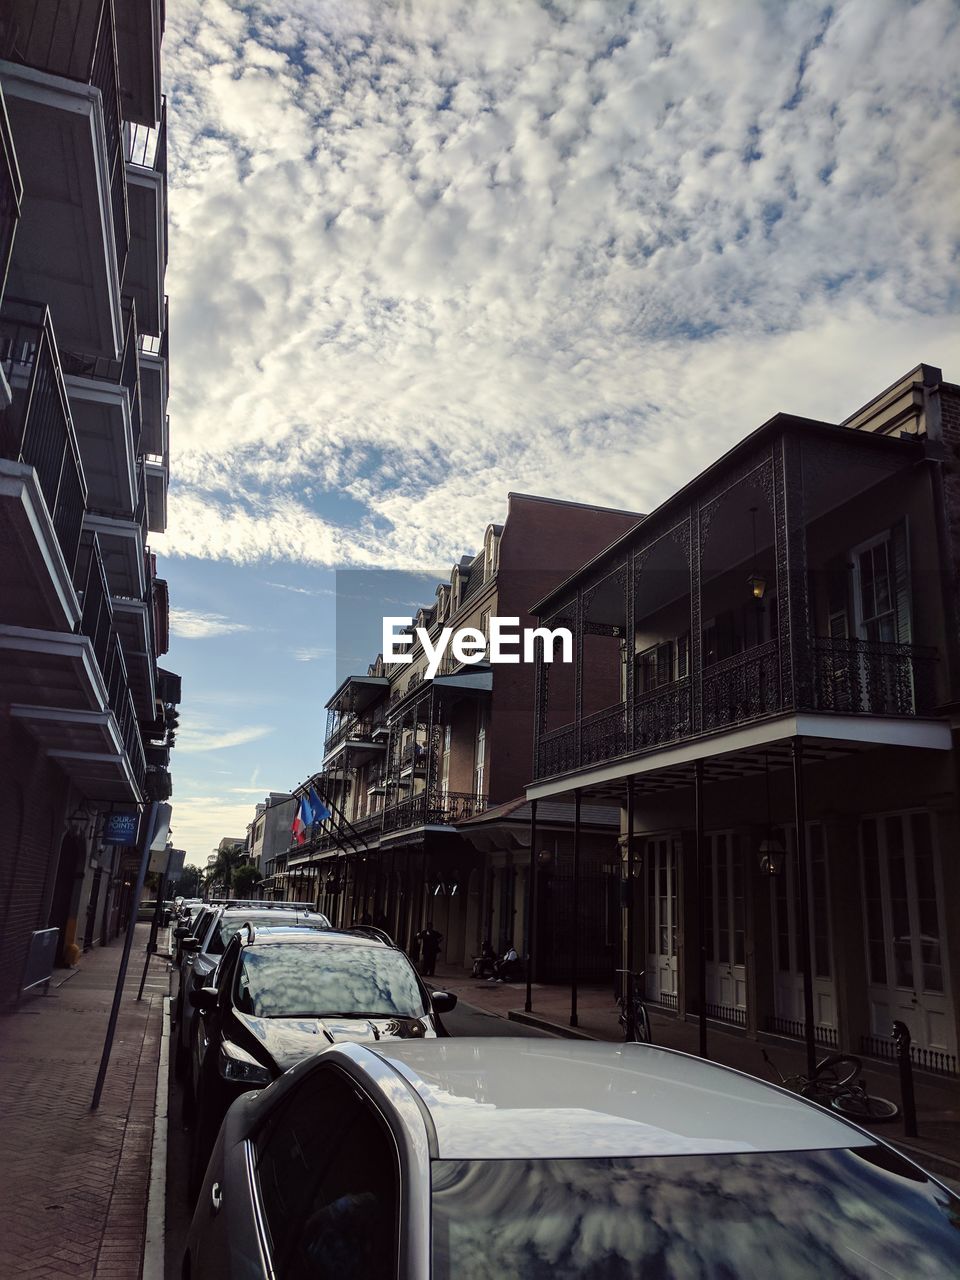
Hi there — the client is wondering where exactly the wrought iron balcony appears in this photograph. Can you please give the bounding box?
[61,298,143,453]
[1,0,128,281]
[535,636,938,781]
[0,299,87,576]
[0,85,23,305]
[381,789,487,834]
[76,537,146,796]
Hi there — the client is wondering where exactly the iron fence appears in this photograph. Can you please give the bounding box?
[764,1015,838,1048]
[860,1034,957,1077]
[381,789,487,834]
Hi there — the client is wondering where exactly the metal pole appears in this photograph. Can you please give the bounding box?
[524,800,538,1013]
[92,803,158,1110]
[792,737,817,1078]
[626,775,635,1040]
[137,845,171,1000]
[571,789,581,1028]
[694,760,707,1058]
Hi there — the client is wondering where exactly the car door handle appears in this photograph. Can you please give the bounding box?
[211,1181,223,1214]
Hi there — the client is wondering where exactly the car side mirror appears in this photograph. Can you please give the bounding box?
[174,925,188,938]
[431,991,458,1014]
[181,936,201,953]
[190,986,218,1012]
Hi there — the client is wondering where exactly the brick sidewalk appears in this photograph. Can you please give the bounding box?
[0,926,169,1279]
[430,963,960,1181]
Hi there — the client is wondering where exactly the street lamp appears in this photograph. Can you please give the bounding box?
[747,507,766,601]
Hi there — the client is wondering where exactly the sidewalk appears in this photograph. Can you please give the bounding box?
[0,925,169,1279]
[431,963,960,1182]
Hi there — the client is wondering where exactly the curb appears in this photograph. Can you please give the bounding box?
[508,1010,596,1040]
[143,993,170,1280]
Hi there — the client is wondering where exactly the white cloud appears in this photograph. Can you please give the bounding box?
[157,0,960,571]
[177,723,274,752]
[293,646,332,662]
[169,607,252,638]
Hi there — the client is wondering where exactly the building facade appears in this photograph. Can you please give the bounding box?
[0,0,178,1002]
[270,493,641,970]
[526,365,960,1072]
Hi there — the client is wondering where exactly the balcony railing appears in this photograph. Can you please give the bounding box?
[126,96,167,265]
[535,636,939,779]
[61,298,142,453]
[0,299,87,576]
[138,294,169,359]
[0,85,23,304]
[77,536,146,796]
[381,789,487,834]
[2,1,128,282]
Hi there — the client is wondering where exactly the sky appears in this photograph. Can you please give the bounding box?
[153,0,960,865]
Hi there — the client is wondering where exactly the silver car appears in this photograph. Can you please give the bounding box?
[184,1038,960,1279]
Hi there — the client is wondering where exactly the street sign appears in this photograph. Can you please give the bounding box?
[102,812,139,846]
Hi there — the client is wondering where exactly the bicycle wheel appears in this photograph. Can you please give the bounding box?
[635,1004,653,1045]
[831,1090,900,1122]
[811,1054,861,1088]
[799,1079,836,1106]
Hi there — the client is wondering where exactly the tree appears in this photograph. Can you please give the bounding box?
[232,864,261,898]
[173,865,202,897]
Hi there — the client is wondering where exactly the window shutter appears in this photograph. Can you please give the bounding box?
[890,519,912,644]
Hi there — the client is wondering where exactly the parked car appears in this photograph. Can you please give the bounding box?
[184,1037,960,1279]
[173,904,329,1078]
[186,925,456,1195]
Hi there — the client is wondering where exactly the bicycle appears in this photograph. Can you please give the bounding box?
[616,969,653,1044]
[762,1048,899,1121]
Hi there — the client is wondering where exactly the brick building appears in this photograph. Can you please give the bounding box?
[525,364,960,1074]
[267,492,640,973]
[0,1,179,1004]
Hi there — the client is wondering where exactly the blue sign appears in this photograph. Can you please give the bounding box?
[103,812,139,846]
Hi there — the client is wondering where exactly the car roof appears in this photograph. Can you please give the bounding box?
[241,928,389,949]
[361,1039,872,1161]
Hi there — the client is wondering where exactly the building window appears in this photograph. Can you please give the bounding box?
[475,709,487,798]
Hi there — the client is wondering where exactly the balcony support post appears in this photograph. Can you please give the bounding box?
[792,736,817,1077]
[625,551,636,750]
[570,788,581,1028]
[574,590,584,768]
[690,504,703,735]
[626,773,635,997]
[777,432,811,709]
[694,759,708,1058]
[524,799,538,1012]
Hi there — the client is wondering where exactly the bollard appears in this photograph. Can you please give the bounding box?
[892,1020,918,1138]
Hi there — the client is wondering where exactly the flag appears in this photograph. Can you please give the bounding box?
[309,787,331,822]
[298,793,314,841]
[291,808,304,845]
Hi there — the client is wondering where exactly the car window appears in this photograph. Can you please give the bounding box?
[256,1067,399,1279]
[208,913,325,956]
[237,943,428,1018]
[431,1147,960,1279]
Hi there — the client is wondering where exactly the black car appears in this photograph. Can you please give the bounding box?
[187,925,457,1194]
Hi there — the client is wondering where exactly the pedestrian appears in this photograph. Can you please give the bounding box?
[490,940,520,983]
[417,922,443,977]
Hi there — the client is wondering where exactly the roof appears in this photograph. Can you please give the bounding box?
[459,797,620,828]
[370,1039,867,1160]
[531,412,923,616]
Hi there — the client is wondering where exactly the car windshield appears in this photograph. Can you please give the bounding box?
[431,1148,960,1279]
[235,943,428,1019]
[208,913,326,955]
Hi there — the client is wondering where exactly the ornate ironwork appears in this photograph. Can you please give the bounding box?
[634,677,692,749]
[381,789,488,834]
[702,640,782,731]
[580,703,626,765]
[537,723,576,778]
[806,638,937,716]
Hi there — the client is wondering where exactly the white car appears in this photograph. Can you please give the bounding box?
[184,1038,960,1279]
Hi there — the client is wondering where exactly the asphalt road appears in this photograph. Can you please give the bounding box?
[442,998,555,1038]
